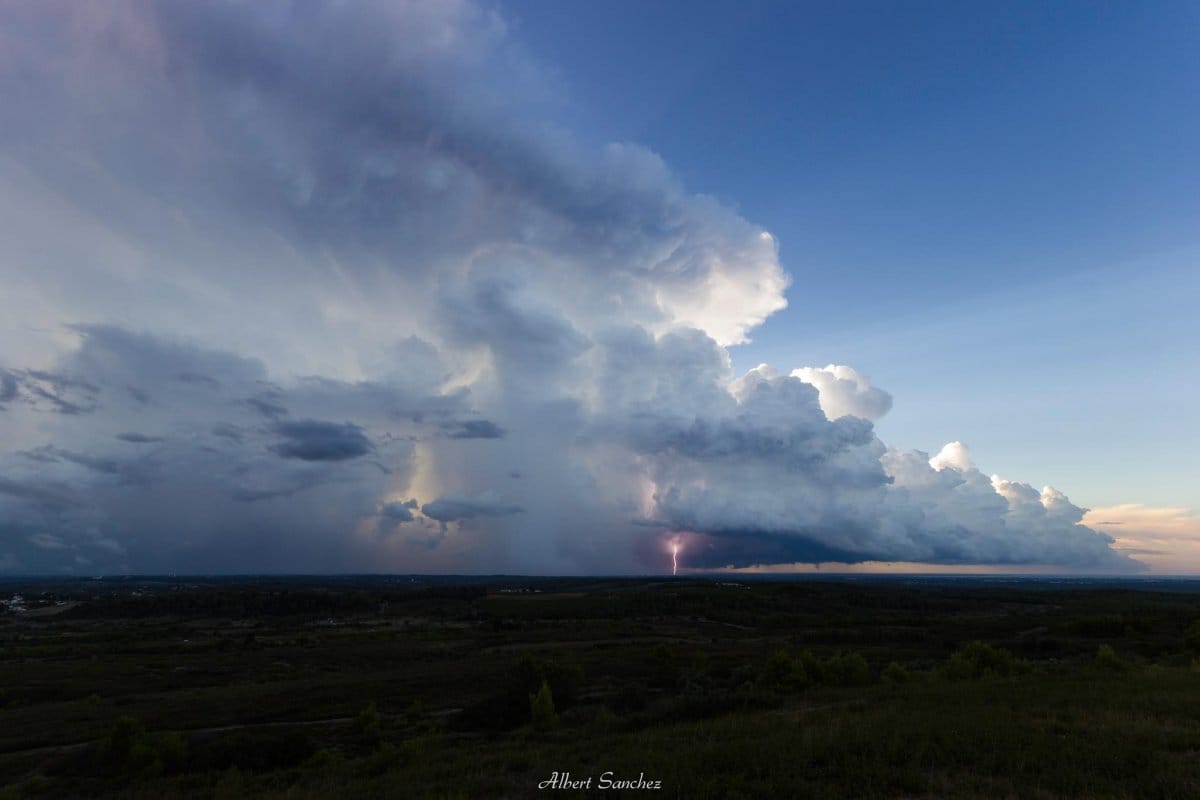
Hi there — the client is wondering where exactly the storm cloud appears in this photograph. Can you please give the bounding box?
[422,492,526,523]
[271,421,374,462]
[0,1,1137,574]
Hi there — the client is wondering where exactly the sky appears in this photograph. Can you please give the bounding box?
[0,0,1196,575]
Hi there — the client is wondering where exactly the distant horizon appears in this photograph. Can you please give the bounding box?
[8,571,1200,582]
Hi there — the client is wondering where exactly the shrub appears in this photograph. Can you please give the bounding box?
[943,641,1030,680]
[514,655,583,707]
[1095,644,1127,672]
[355,701,383,746]
[213,766,245,800]
[825,651,871,687]
[156,732,188,773]
[96,716,144,766]
[404,699,426,727]
[799,650,826,685]
[96,716,166,777]
[1184,620,1200,653]
[530,680,557,732]
[460,655,584,731]
[761,648,808,691]
[882,661,911,685]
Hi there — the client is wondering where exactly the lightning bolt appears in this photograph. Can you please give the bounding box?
[672,542,679,577]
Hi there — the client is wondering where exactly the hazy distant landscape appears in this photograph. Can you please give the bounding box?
[4,575,1200,798]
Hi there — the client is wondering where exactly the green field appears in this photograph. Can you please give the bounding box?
[3,576,1200,798]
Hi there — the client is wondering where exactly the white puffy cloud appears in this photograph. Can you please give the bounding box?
[0,0,1139,574]
[791,364,893,421]
[929,441,975,472]
[874,446,1126,567]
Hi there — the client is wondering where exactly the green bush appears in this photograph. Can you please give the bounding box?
[213,766,245,800]
[157,731,188,773]
[1184,620,1200,653]
[96,716,162,777]
[459,654,584,731]
[943,641,1031,680]
[529,679,557,732]
[1095,644,1128,672]
[799,649,826,685]
[761,648,808,691]
[355,701,383,746]
[825,651,871,687]
[882,661,911,684]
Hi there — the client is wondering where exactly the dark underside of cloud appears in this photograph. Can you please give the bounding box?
[671,531,874,570]
[0,1,1141,575]
[421,493,525,524]
[271,420,374,462]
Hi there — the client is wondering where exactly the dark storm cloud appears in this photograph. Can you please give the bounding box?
[232,486,297,503]
[442,274,592,375]
[18,449,61,464]
[0,323,470,572]
[0,476,76,511]
[231,468,333,503]
[625,412,883,478]
[211,423,244,442]
[176,372,221,388]
[67,324,269,395]
[25,370,100,394]
[421,493,525,523]
[442,419,505,440]
[116,432,164,444]
[0,369,17,404]
[270,420,373,462]
[15,369,100,415]
[50,448,122,475]
[245,394,289,419]
[674,531,872,570]
[380,499,419,522]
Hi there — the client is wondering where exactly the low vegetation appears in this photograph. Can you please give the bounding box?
[2,575,1200,797]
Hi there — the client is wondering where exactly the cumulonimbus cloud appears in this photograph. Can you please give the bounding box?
[0,0,1138,574]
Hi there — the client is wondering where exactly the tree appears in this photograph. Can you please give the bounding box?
[882,661,911,685]
[1095,644,1127,672]
[529,679,557,732]
[354,701,383,747]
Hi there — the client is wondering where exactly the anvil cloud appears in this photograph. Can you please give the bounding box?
[0,0,1136,574]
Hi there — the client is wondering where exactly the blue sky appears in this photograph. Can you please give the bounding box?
[0,1,1195,574]
[507,0,1200,512]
